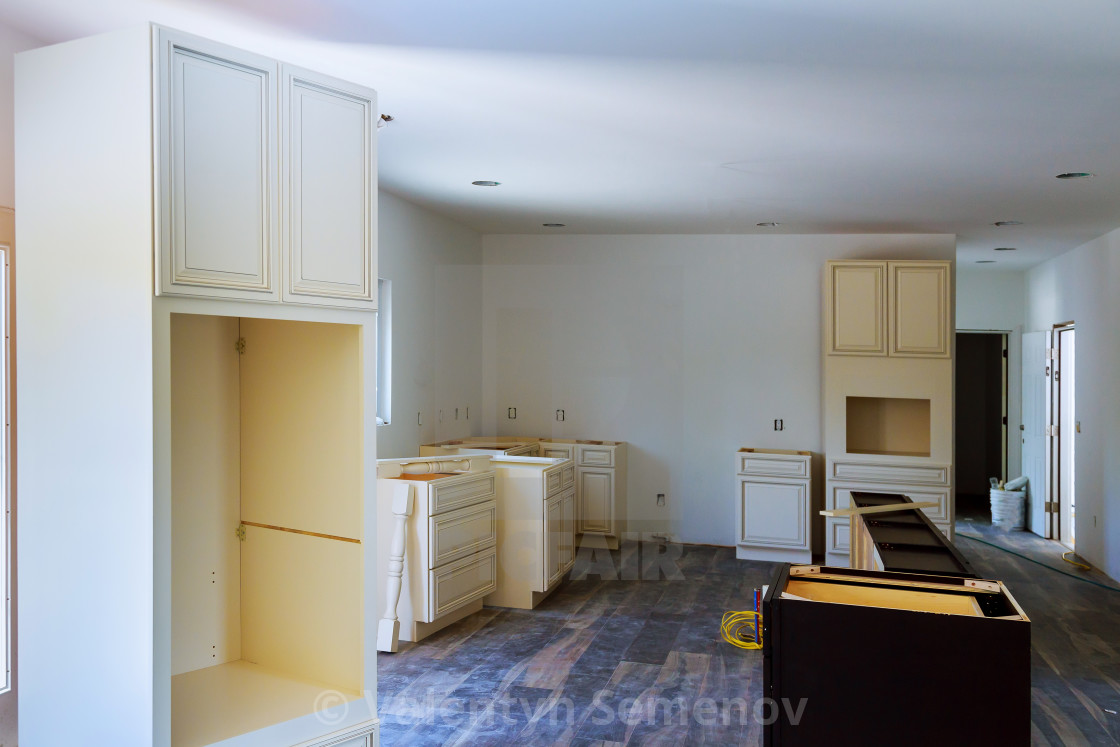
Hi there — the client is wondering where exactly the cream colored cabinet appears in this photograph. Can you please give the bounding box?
[826,261,887,355]
[824,459,953,566]
[578,468,614,535]
[735,449,812,562]
[282,66,377,307]
[826,260,950,358]
[377,462,498,642]
[156,28,377,309]
[572,442,628,549]
[156,29,279,301]
[484,457,575,610]
[888,261,950,357]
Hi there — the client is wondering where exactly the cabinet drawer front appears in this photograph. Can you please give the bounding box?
[561,464,576,489]
[429,501,497,568]
[428,549,497,619]
[541,444,574,460]
[546,468,564,497]
[737,453,810,478]
[577,446,615,467]
[828,482,951,523]
[429,474,496,515]
[283,67,377,307]
[829,460,949,486]
[739,478,809,549]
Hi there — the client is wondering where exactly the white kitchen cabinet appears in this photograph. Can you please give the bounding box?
[376,459,498,642]
[17,27,381,746]
[282,66,377,307]
[155,28,377,309]
[484,457,575,609]
[155,28,279,301]
[826,260,951,358]
[824,459,953,566]
[573,442,628,549]
[735,449,812,562]
[578,468,614,535]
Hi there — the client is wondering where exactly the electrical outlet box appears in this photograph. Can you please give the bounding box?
[507,407,517,419]
[774,419,784,431]
[656,493,665,507]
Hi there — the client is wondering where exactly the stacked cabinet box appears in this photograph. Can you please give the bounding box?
[763,564,1030,746]
[376,460,499,642]
[484,457,577,609]
[16,25,380,747]
[823,259,954,567]
[736,449,812,563]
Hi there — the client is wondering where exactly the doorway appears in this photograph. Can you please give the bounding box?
[954,332,1008,523]
[1053,324,1075,548]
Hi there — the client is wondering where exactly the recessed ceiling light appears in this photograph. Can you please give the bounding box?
[993,247,1017,251]
[756,222,780,227]
[471,180,501,186]
[976,260,996,264]
[1055,172,1094,180]
[994,221,1023,227]
[542,223,566,228]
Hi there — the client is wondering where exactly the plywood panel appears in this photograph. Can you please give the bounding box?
[240,525,362,691]
[239,317,362,538]
[171,314,242,675]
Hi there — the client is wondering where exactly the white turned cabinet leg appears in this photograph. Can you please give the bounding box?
[377,482,414,653]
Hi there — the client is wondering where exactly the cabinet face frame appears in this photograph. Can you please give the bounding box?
[154,27,280,301]
[826,260,887,356]
[281,65,377,308]
[888,261,951,358]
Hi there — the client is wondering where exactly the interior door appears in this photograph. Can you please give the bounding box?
[1021,331,1051,537]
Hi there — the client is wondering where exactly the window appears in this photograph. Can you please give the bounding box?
[376,278,391,425]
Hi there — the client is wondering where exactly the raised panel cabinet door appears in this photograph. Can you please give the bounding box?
[888,261,951,357]
[739,478,809,549]
[826,261,887,355]
[545,494,564,587]
[578,469,614,535]
[283,65,377,308]
[560,491,575,573]
[156,28,279,300]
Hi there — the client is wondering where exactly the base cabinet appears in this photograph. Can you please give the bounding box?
[736,449,812,562]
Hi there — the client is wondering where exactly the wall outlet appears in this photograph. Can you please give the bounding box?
[774,419,783,431]
[656,493,666,507]
[556,409,565,421]
[417,411,422,426]
[455,407,459,420]
[507,407,517,419]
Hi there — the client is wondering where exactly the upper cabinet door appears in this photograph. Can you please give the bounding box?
[888,261,951,357]
[826,261,887,355]
[155,28,279,300]
[282,66,377,309]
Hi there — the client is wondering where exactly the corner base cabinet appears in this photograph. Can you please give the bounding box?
[736,449,812,563]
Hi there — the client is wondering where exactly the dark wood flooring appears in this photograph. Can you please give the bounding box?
[377,517,1120,745]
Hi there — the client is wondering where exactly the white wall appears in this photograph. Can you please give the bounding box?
[956,268,1025,480]
[0,22,44,209]
[1025,229,1120,581]
[376,190,483,459]
[482,233,955,545]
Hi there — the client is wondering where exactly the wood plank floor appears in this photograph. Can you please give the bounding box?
[377,518,1120,745]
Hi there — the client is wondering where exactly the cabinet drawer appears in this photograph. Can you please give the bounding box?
[577,445,615,467]
[561,464,576,489]
[828,482,951,524]
[429,473,496,515]
[829,460,949,486]
[737,452,810,478]
[428,549,497,620]
[546,468,564,497]
[428,500,497,569]
[540,443,574,460]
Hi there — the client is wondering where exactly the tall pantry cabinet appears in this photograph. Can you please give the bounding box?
[17,25,380,747]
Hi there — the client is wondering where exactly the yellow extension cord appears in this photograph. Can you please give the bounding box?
[1062,550,1091,570]
[721,609,763,650]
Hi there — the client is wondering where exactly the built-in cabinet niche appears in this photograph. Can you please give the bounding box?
[845,396,931,457]
[170,313,365,746]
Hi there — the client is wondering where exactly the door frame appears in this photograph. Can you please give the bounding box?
[1051,322,1075,546]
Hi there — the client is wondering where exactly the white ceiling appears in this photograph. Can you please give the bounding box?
[4,0,1120,269]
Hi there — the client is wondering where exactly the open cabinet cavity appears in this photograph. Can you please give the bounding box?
[845,396,931,457]
[169,313,367,747]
